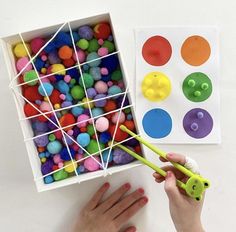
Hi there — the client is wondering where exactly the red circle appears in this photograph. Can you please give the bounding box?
[142,36,172,66]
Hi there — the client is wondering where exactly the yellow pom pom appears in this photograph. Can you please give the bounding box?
[54,103,61,109]
[51,64,66,75]
[41,157,46,163]
[64,160,77,173]
[13,43,31,58]
[41,68,47,74]
[44,96,49,102]
[82,97,94,109]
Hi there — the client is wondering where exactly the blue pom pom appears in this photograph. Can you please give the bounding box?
[76,165,85,174]
[44,175,54,184]
[55,74,64,81]
[56,80,69,94]
[102,150,113,163]
[99,132,111,144]
[38,83,54,97]
[76,133,90,147]
[44,41,57,53]
[66,68,80,79]
[72,106,84,117]
[101,55,119,72]
[34,57,45,71]
[72,31,80,42]
[91,108,104,117]
[60,147,76,161]
[54,31,72,48]
[101,74,111,82]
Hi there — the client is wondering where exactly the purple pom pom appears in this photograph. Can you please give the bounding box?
[113,148,135,164]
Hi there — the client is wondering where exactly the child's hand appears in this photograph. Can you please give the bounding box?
[73,182,148,232]
[153,153,204,232]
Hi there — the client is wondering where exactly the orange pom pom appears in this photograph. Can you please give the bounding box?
[80,127,87,133]
[58,45,73,60]
[104,100,117,112]
[63,58,75,67]
[124,120,135,131]
[59,113,75,131]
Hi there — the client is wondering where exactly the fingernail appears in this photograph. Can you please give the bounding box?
[167,171,172,178]
[141,197,148,204]
[104,182,110,188]
[138,188,144,194]
[167,153,173,158]
[124,182,131,189]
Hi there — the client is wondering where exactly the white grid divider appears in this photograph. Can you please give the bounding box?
[18,91,129,121]
[104,85,129,170]
[9,22,67,87]
[24,104,134,141]
[18,30,80,179]
[68,22,105,170]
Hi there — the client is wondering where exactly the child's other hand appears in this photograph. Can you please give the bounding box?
[153,153,204,232]
[73,182,148,232]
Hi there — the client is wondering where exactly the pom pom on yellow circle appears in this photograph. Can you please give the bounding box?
[64,160,78,173]
[141,72,171,102]
[82,97,94,109]
[51,64,66,75]
[13,43,31,58]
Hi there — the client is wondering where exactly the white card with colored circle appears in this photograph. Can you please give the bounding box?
[135,26,221,144]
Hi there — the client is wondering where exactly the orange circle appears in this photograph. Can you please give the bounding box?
[181,35,211,66]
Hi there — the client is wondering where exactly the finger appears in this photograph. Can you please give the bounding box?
[84,182,110,211]
[164,171,181,201]
[107,188,145,219]
[123,226,136,232]
[166,153,186,165]
[159,156,168,162]
[153,166,185,180]
[96,183,131,213]
[114,197,148,228]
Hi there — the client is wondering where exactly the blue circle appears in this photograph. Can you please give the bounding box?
[142,108,172,138]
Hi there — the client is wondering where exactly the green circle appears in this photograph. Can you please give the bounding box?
[182,72,212,102]
[79,73,94,88]
[87,124,95,136]
[102,40,115,53]
[77,39,89,50]
[71,85,85,100]
[111,70,122,81]
[86,139,105,155]
[23,70,38,86]
[88,39,100,53]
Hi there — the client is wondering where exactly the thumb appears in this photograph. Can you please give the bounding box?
[123,226,136,232]
[164,171,181,201]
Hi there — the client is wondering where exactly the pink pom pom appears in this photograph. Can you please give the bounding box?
[58,162,64,168]
[94,81,108,94]
[72,144,80,151]
[100,67,109,75]
[41,55,47,61]
[16,57,32,73]
[67,129,74,136]
[60,94,66,100]
[53,154,62,164]
[75,153,83,162]
[111,112,126,124]
[64,75,71,83]
[77,114,90,128]
[107,81,113,87]
[98,47,109,57]
[73,49,85,63]
[95,117,109,132]
[98,39,104,45]
[84,156,101,171]
[118,81,124,89]
[40,101,52,112]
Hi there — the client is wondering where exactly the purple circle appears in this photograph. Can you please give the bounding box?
[183,108,213,139]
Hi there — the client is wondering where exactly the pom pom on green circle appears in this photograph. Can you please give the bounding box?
[102,40,115,53]
[111,70,122,81]
[87,124,95,136]
[79,73,94,88]
[77,39,89,50]
[23,70,38,86]
[53,169,68,181]
[86,139,105,155]
[71,85,85,100]
[88,39,100,53]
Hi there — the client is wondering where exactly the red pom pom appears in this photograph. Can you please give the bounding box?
[59,113,75,131]
[108,124,129,142]
[104,100,117,112]
[53,165,59,171]
[63,58,76,67]
[23,85,43,102]
[124,120,135,131]
[49,89,62,105]
[134,145,142,153]
[80,127,87,133]
[94,23,111,40]
[37,111,51,122]
[24,103,39,117]
[54,131,63,140]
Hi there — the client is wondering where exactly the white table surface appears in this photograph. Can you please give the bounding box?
[0,0,235,231]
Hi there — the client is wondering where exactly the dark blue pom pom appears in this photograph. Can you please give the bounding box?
[99,132,112,144]
[60,147,76,161]
[101,55,119,72]
[54,31,72,48]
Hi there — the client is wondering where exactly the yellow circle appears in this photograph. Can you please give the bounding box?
[64,160,77,173]
[141,72,171,102]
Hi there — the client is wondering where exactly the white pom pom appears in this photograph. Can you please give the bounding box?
[184,156,200,174]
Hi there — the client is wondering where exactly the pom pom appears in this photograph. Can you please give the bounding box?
[84,156,101,171]
[95,117,109,132]
[30,38,45,54]
[16,57,32,73]
[59,113,76,131]
[76,133,90,147]
[94,23,111,40]
[108,124,129,142]
[24,103,39,117]
[94,80,108,94]
[47,140,62,154]
[58,45,73,60]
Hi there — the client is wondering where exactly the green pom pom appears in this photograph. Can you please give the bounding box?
[77,39,89,50]
[23,70,38,86]
[48,134,56,141]
[71,85,85,100]
[124,108,131,114]
[87,124,95,136]
[102,40,115,53]
[111,70,122,81]
[79,73,94,88]
[86,139,105,155]
[53,169,68,181]
[88,39,100,53]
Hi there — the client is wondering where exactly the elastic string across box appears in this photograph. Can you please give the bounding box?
[1,13,144,192]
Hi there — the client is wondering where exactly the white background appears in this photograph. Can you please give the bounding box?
[0,0,235,231]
